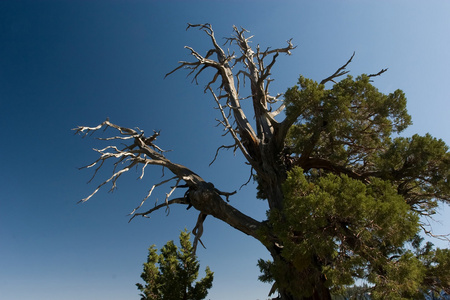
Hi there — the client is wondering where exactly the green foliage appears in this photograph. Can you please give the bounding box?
[258,73,450,299]
[375,134,450,215]
[136,229,213,300]
[416,239,450,297]
[285,75,411,164]
[283,75,450,217]
[265,167,420,297]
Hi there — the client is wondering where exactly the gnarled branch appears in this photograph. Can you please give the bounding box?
[75,120,263,241]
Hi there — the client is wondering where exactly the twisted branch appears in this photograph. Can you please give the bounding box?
[75,119,263,244]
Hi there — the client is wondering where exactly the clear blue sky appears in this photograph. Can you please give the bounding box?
[1,1,449,299]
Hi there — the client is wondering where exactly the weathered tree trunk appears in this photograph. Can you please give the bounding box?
[266,242,332,300]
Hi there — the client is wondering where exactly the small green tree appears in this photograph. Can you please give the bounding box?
[136,229,214,300]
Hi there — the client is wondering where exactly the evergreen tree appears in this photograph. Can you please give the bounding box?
[77,24,450,300]
[136,230,213,300]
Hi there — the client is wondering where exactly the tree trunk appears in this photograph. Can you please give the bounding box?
[270,251,333,300]
[278,285,332,300]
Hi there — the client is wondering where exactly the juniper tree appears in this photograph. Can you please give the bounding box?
[75,24,450,300]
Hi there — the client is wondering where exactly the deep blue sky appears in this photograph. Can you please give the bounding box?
[1,1,449,299]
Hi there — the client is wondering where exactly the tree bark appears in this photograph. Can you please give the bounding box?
[265,243,332,300]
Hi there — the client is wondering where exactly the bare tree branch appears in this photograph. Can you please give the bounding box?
[209,144,237,166]
[208,86,254,165]
[368,68,388,78]
[320,52,355,85]
[192,212,208,254]
[240,167,254,190]
[129,176,178,216]
[75,120,263,240]
[268,103,285,118]
[128,197,189,223]
[420,221,450,242]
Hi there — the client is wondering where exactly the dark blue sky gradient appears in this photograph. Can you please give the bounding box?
[1,1,450,299]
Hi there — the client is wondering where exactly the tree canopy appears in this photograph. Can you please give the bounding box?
[136,229,213,300]
[76,24,450,300]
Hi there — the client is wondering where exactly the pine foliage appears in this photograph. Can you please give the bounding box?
[136,230,213,300]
